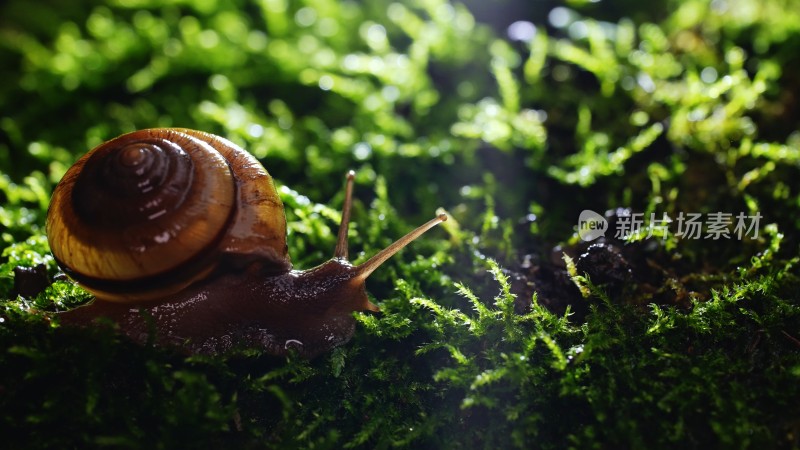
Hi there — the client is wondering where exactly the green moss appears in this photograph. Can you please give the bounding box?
[2,0,800,448]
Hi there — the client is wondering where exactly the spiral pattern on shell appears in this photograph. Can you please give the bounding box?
[46,129,288,302]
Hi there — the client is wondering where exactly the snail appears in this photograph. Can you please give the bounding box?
[48,128,445,357]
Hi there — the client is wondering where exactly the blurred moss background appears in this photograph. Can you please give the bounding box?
[1,0,800,448]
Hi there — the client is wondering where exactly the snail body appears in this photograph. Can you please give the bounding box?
[48,128,445,357]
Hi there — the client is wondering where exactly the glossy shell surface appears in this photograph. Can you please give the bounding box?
[46,128,289,301]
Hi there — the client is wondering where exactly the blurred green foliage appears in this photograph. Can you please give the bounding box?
[1,0,800,448]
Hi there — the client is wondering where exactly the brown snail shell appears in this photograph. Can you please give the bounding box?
[48,128,445,357]
[46,128,288,302]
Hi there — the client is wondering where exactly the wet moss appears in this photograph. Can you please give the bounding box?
[1,0,799,448]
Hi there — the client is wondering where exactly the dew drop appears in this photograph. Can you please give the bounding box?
[507,21,536,42]
[153,231,170,243]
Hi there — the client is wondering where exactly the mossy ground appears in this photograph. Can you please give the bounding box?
[1,0,799,448]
